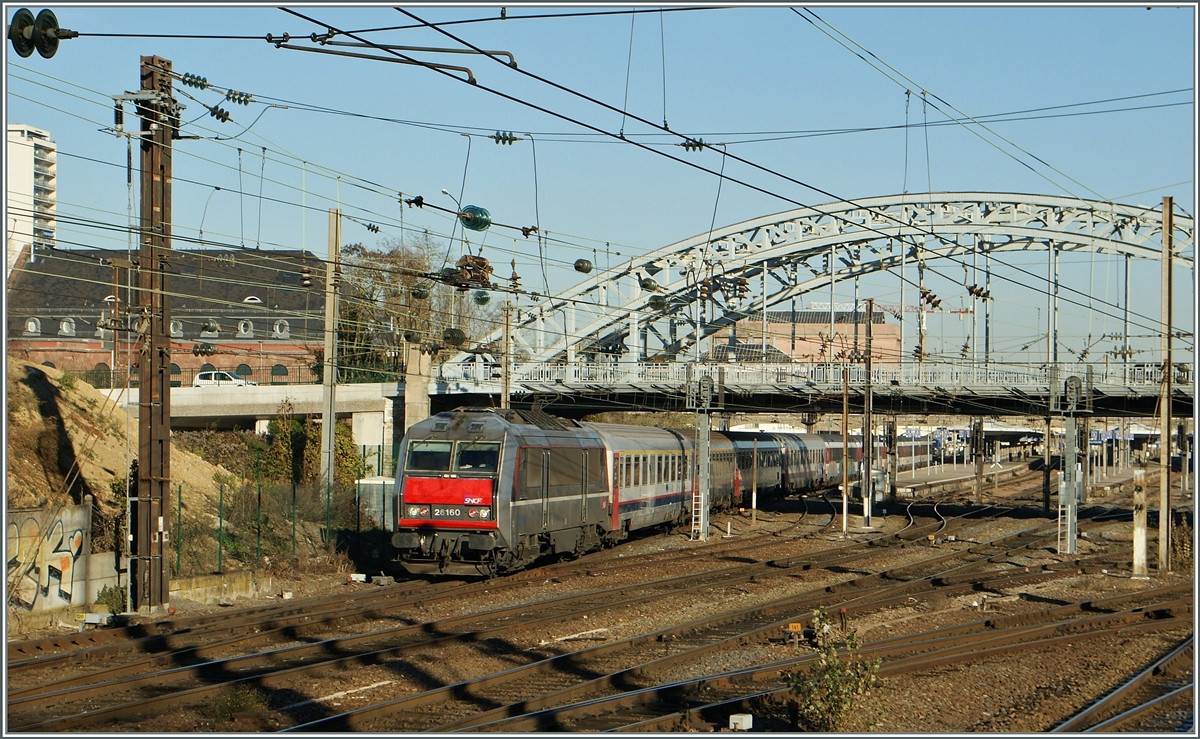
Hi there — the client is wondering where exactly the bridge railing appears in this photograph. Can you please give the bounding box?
[441,360,1190,390]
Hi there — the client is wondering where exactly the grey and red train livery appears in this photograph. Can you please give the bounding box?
[391,408,930,576]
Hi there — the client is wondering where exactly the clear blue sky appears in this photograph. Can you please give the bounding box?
[5,4,1195,364]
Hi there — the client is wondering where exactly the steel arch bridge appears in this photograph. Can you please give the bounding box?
[454,191,1193,367]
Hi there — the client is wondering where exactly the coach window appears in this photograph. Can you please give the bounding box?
[406,440,452,472]
[633,456,641,487]
[455,442,500,472]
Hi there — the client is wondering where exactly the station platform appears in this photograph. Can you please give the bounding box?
[891,456,1152,501]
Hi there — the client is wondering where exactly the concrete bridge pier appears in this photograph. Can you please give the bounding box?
[403,344,433,436]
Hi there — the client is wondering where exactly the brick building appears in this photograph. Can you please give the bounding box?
[711,307,902,365]
[6,247,326,387]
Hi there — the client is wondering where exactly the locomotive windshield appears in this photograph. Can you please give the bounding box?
[406,441,452,471]
[454,442,500,472]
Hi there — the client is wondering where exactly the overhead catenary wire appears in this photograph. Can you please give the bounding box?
[14,43,1185,357]
[290,8,1190,337]
[16,56,1180,262]
[10,62,1190,145]
[790,7,1134,209]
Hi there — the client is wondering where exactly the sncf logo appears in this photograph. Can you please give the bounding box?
[464,496,484,505]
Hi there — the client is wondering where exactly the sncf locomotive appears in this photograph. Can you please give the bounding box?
[390,408,930,576]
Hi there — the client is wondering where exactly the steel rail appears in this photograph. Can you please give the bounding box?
[288,565,1085,732]
[1083,683,1194,732]
[1052,635,1194,731]
[5,558,773,718]
[457,599,1192,732]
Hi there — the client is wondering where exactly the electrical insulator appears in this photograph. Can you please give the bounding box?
[472,290,491,306]
[202,319,219,333]
[403,330,420,343]
[365,223,380,233]
[677,137,705,152]
[639,277,657,292]
[822,254,830,273]
[698,279,710,301]
[300,266,312,288]
[114,102,123,129]
[736,276,748,298]
[332,267,342,286]
[491,131,521,145]
[648,295,667,311]
[8,9,78,59]
[208,105,230,123]
[574,259,593,274]
[410,285,430,300]
[442,327,466,346]
[180,72,209,89]
[225,90,253,105]
[458,205,492,232]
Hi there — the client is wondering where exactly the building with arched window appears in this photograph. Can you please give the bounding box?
[7,248,325,386]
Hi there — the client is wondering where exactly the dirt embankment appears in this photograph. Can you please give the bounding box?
[6,358,239,534]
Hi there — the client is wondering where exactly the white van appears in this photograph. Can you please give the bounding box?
[193,371,256,387]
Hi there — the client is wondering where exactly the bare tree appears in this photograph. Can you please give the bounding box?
[336,234,499,380]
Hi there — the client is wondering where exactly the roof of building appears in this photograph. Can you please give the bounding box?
[702,341,794,363]
[8,247,325,315]
[7,247,326,340]
[742,309,887,324]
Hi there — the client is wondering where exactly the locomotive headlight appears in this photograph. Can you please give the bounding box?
[478,509,490,519]
[407,506,423,517]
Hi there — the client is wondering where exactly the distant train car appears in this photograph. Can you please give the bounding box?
[391,408,917,577]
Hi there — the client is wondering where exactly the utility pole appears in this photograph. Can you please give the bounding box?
[973,418,984,505]
[1159,196,1173,572]
[319,209,341,505]
[917,261,927,362]
[500,301,511,409]
[862,298,874,528]
[750,437,758,527]
[688,366,713,542]
[1062,376,1082,555]
[841,368,849,538]
[886,417,897,502]
[131,55,178,613]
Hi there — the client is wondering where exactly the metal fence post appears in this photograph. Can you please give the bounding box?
[325,480,331,549]
[176,484,182,576]
[256,482,262,563]
[217,483,224,574]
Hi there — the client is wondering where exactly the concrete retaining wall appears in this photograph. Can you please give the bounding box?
[170,570,271,605]
[6,502,97,612]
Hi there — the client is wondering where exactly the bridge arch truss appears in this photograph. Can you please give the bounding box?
[456,192,1193,367]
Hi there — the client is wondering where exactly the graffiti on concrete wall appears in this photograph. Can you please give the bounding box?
[6,507,87,611]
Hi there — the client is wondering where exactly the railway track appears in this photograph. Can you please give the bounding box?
[298,577,1187,732]
[1052,635,1194,732]
[460,588,1191,733]
[0,486,960,694]
[6,490,1115,733]
[6,463,1162,733]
